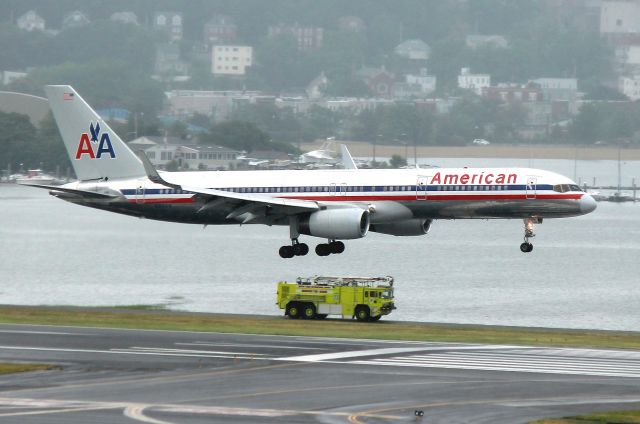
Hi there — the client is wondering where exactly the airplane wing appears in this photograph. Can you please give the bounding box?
[135,151,320,224]
[21,183,121,199]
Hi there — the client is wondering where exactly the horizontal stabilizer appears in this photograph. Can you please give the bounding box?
[22,183,120,199]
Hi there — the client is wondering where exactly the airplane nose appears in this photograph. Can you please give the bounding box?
[580,194,597,214]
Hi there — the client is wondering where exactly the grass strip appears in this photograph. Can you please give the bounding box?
[530,410,640,423]
[0,305,639,350]
[0,364,58,374]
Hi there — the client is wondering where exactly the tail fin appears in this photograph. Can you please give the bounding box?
[45,85,145,181]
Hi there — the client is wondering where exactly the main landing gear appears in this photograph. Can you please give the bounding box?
[520,217,540,253]
[315,240,345,257]
[279,239,309,258]
[279,239,346,258]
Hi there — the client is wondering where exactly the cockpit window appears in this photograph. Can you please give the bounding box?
[554,184,583,193]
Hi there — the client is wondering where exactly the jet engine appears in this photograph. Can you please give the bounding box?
[299,208,370,239]
[370,219,432,236]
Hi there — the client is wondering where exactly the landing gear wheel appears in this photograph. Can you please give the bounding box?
[315,244,331,256]
[355,306,370,322]
[302,303,316,319]
[279,245,294,258]
[520,242,533,253]
[329,241,345,254]
[286,303,301,319]
[369,315,382,322]
[293,243,309,256]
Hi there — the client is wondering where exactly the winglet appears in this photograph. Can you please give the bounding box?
[340,144,358,170]
[135,150,180,188]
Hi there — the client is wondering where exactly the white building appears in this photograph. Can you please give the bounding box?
[211,45,253,76]
[129,136,240,170]
[154,12,183,42]
[465,35,508,49]
[394,39,431,60]
[600,0,640,34]
[16,10,45,32]
[1,71,27,86]
[458,68,490,95]
[63,11,90,29]
[110,12,138,25]
[619,75,640,100]
[406,69,437,94]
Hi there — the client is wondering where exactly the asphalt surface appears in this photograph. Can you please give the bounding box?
[0,324,638,423]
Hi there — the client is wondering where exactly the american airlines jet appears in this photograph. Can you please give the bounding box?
[33,85,596,258]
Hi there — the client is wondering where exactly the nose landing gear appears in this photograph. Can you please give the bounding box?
[520,217,539,253]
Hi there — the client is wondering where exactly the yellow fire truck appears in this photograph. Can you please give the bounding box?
[276,276,396,321]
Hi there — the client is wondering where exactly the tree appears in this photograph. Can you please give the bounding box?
[389,154,407,168]
[201,121,271,153]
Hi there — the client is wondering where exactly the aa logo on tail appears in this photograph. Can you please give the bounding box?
[75,122,116,159]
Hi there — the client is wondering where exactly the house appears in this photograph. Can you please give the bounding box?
[405,68,437,94]
[458,68,491,95]
[600,0,640,35]
[394,39,431,60]
[62,11,90,29]
[166,89,264,121]
[482,82,543,104]
[355,66,395,97]
[1,70,27,86]
[529,78,579,102]
[154,12,183,42]
[128,136,240,170]
[465,35,508,49]
[17,10,45,32]
[268,24,324,51]
[211,45,252,76]
[338,16,365,33]
[110,12,138,25]
[619,75,640,100]
[155,43,189,77]
[306,72,327,99]
[203,15,237,46]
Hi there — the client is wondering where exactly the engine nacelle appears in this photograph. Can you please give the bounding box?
[299,208,369,240]
[370,219,432,236]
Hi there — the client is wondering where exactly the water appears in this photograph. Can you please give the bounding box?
[1,159,639,331]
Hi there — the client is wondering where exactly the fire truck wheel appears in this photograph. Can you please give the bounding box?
[302,303,316,319]
[355,306,370,322]
[316,314,328,319]
[287,303,301,319]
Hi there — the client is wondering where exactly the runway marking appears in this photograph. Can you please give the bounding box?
[278,344,533,362]
[278,347,444,362]
[178,342,329,351]
[349,349,640,378]
[0,344,271,360]
[0,330,95,336]
[124,346,270,356]
[124,404,175,424]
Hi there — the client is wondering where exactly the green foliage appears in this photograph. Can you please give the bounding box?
[0,111,69,172]
[569,103,640,144]
[201,120,271,153]
[8,60,164,116]
[389,154,407,168]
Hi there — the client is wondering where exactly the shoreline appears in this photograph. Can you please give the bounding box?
[1,305,639,349]
[302,141,640,161]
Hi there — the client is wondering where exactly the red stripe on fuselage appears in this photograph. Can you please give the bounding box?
[126,197,195,204]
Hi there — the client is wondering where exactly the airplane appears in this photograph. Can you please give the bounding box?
[30,85,597,258]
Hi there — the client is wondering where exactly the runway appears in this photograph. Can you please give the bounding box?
[0,323,638,423]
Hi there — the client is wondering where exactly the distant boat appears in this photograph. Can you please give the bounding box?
[587,190,607,202]
[607,192,635,203]
[14,169,63,185]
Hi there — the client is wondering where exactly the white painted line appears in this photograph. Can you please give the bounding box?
[126,346,269,356]
[179,342,328,351]
[0,330,94,336]
[278,347,435,362]
[124,405,175,424]
[0,345,271,360]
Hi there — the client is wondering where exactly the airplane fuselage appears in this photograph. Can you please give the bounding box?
[54,167,595,226]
